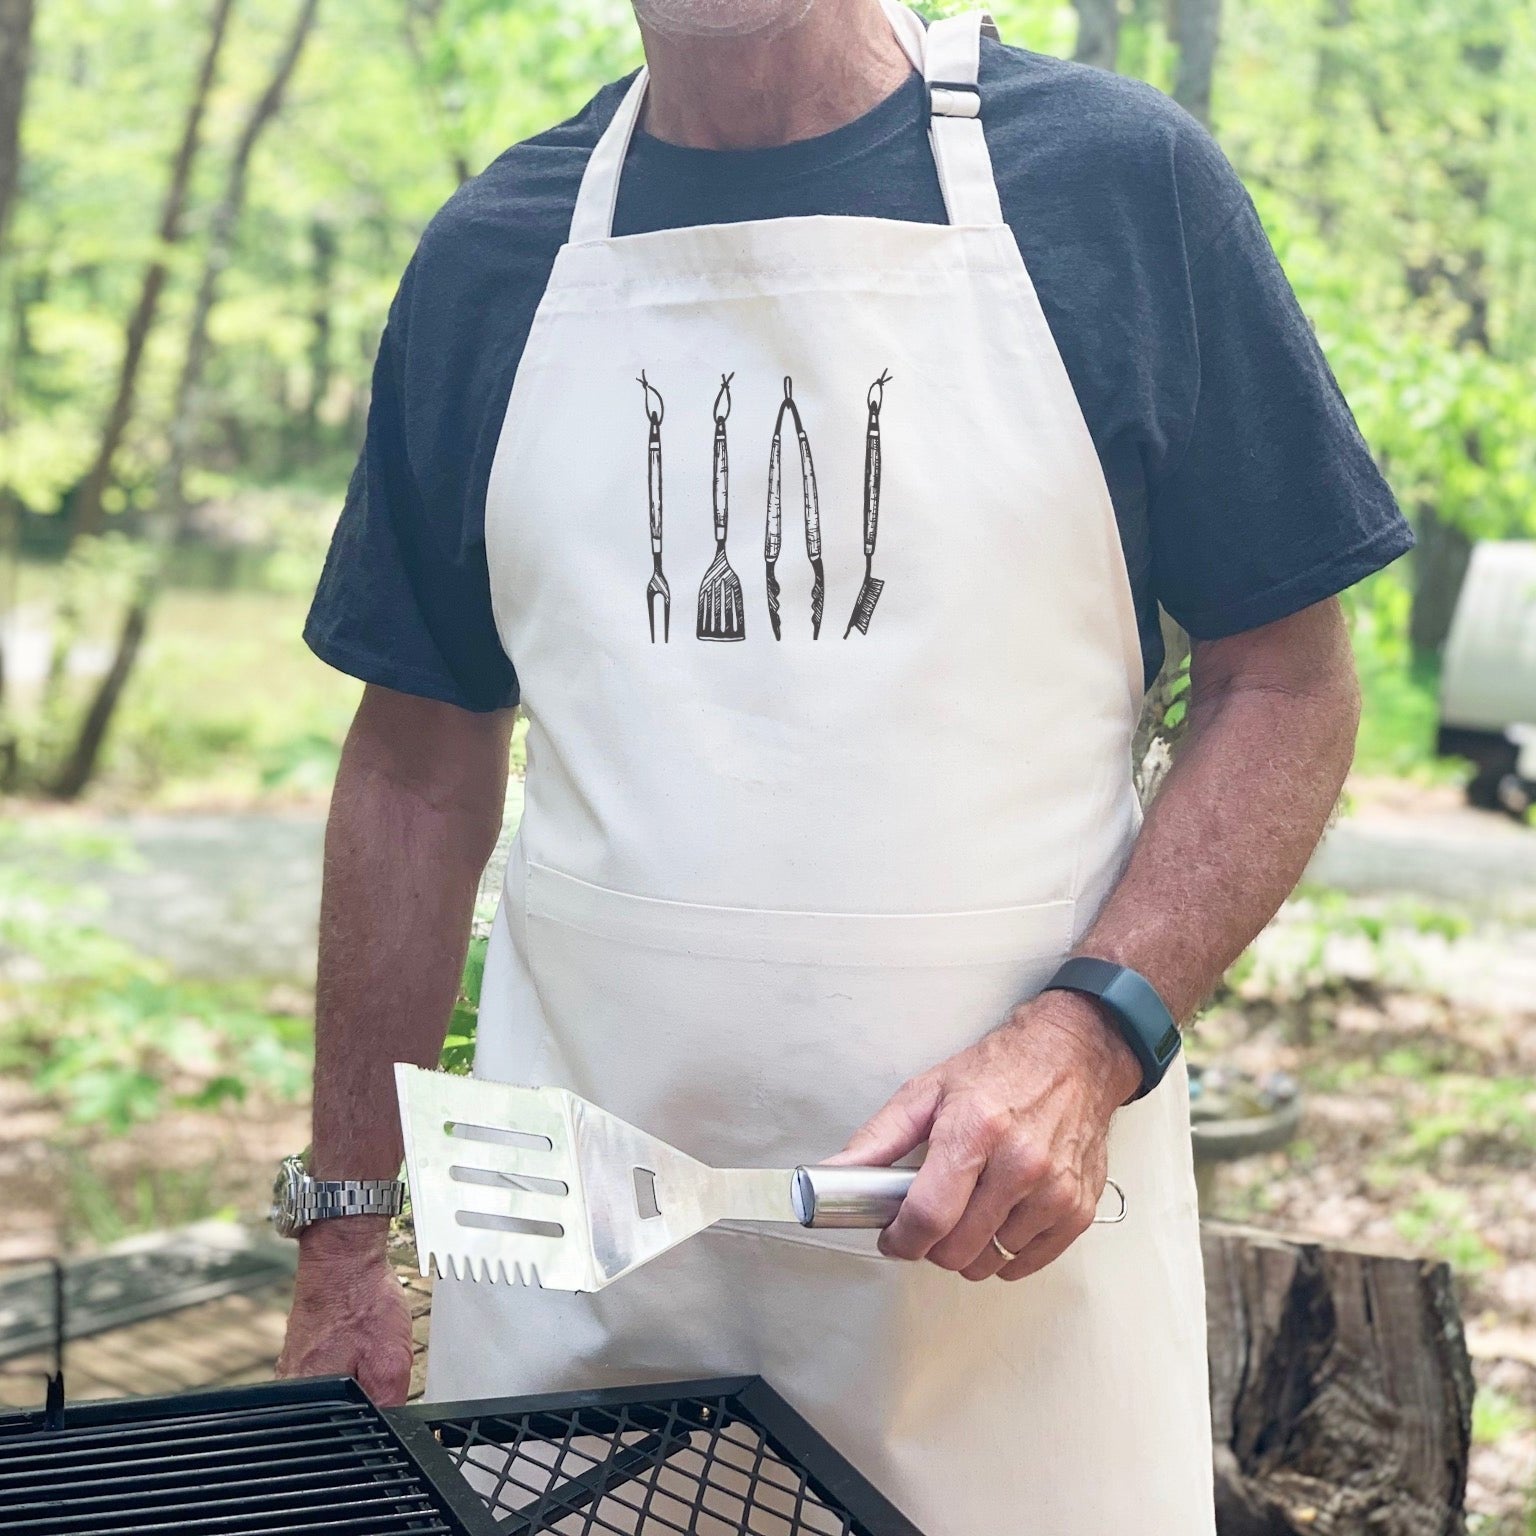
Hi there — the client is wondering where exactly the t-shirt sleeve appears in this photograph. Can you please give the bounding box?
[303,277,519,713]
[1147,137,1413,638]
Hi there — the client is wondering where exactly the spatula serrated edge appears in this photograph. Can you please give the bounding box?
[394,1062,431,1277]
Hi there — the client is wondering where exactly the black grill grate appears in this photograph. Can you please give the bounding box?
[0,1377,498,1536]
[0,1375,922,1536]
[405,1377,923,1536]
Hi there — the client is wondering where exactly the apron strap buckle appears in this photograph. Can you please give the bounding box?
[927,80,982,120]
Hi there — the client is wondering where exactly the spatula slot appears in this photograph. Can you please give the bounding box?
[446,1120,554,1152]
[633,1167,662,1220]
[450,1165,569,1197]
[455,1210,565,1240]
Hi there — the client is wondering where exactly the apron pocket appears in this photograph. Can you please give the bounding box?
[519,860,1077,1183]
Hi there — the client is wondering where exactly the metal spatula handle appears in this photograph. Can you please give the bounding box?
[789,1166,1130,1230]
[792,1166,915,1228]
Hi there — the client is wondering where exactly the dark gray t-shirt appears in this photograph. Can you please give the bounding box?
[305,40,1411,708]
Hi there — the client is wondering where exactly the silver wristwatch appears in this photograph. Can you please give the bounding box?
[269,1152,405,1238]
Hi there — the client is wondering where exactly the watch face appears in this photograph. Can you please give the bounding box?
[270,1155,306,1238]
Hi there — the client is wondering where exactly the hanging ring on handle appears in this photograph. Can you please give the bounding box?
[636,371,663,426]
[1092,1177,1128,1225]
[867,368,892,414]
[713,372,734,423]
[991,1177,1127,1271]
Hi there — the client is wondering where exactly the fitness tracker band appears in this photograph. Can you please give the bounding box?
[1042,957,1181,1101]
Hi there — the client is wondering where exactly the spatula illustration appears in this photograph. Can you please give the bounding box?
[396,1066,1126,1293]
[696,373,745,641]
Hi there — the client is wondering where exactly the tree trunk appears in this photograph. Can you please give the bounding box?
[49,0,323,801]
[301,217,336,446]
[1409,504,1473,659]
[64,0,236,546]
[1403,40,1501,658]
[0,0,35,250]
[1204,1222,1473,1535]
[1307,0,1352,237]
[1133,611,1189,803]
[0,0,34,740]
[1073,0,1121,70]
[1171,0,1222,126]
[402,0,473,186]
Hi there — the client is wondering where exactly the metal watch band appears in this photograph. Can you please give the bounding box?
[1042,956,1182,1101]
[300,1178,404,1221]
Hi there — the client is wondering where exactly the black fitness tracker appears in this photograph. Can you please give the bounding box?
[1042,957,1182,1101]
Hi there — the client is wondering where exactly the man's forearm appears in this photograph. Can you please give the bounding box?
[1064,601,1360,1070]
[304,687,513,1255]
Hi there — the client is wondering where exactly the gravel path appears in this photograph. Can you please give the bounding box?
[71,788,1532,983]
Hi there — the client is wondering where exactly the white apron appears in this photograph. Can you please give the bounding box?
[427,6,1215,1531]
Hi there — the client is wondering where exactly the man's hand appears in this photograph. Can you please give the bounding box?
[278,685,512,1402]
[831,599,1361,1285]
[276,1223,414,1406]
[831,992,1141,1281]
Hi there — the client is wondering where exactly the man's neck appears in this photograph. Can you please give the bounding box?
[637,0,913,151]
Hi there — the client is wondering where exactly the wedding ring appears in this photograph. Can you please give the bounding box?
[992,1178,1128,1268]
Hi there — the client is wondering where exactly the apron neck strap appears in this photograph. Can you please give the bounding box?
[566,3,1004,245]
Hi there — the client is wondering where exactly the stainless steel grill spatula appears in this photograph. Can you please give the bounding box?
[395,1064,915,1293]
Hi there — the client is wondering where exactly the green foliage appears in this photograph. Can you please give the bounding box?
[1226,887,1471,1005]
[441,934,488,1075]
[0,821,311,1133]
[0,0,1529,800]
[1402,1075,1536,1166]
[1473,1386,1536,1448]
[1347,575,1457,777]
[1392,1186,1501,1275]
[7,565,358,802]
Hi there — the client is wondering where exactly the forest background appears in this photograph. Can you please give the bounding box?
[1,1,1534,1528]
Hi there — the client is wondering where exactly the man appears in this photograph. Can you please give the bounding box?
[276,0,1411,1529]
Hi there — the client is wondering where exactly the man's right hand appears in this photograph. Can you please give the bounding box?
[277,686,514,1407]
[276,1224,414,1406]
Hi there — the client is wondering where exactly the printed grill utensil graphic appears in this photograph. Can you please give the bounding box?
[396,1066,1128,1293]
[764,377,824,639]
[763,387,787,640]
[639,372,669,643]
[696,373,746,641]
[845,369,892,638]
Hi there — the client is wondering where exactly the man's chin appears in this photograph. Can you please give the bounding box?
[632,0,817,42]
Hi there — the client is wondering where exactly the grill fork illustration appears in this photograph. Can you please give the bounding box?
[638,372,670,643]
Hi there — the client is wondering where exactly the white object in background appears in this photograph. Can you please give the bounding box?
[1440,541,1536,734]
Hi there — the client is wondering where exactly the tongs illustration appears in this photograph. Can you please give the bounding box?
[764,376,824,639]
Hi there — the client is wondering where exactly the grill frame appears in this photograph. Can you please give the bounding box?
[0,1375,502,1536]
[0,1375,924,1536]
[401,1376,927,1536]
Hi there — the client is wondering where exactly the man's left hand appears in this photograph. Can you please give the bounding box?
[828,993,1142,1281]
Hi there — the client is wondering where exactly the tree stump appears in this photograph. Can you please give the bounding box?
[1204,1221,1474,1536]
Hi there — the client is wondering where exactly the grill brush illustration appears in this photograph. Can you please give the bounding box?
[764,377,824,639]
[639,372,669,642]
[395,1065,1127,1293]
[845,369,891,638]
[696,373,746,641]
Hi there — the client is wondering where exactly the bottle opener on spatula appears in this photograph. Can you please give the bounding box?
[395,1064,1126,1294]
